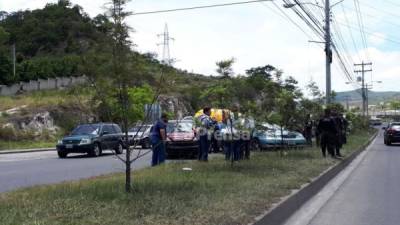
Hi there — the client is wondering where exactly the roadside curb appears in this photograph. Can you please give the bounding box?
[0,148,56,155]
[253,130,379,225]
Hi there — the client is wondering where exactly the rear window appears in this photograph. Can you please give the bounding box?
[390,125,400,130]
[167,122,193,133]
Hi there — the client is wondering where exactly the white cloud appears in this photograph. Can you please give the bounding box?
[368,32,386,46]
[1,0,399,92]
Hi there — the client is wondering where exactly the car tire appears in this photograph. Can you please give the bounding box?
[387,141,392,146]
[57,151,68,158]
[115,142,124,154]
[142,138,151,149]
[90,143,102,157]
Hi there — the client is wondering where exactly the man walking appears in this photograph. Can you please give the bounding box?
[317,109,338,158]
[198,107,214,162]
[150,113,168,166]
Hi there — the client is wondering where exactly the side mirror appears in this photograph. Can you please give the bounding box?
[102,131,109,136]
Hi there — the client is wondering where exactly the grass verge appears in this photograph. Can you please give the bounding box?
[0,140,56,151]
[0,129,375,225]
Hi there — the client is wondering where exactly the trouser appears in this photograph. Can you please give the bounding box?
[320,133,335,157]
[199,135,209,161]
[242,140,250,160]
[335,134,344,156]
[151,140,165,166]
[224,140,240,161]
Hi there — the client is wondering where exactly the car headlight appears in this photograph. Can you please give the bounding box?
[79,138,92,145]
[57,140,63,144]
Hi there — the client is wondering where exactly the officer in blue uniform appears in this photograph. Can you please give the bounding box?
[150,113,168,166]
[198,107,215,162]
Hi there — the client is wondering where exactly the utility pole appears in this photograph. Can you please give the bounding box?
[157,23,174,66]
[344,95,351,111]
[354,61,372,117]
[325,0,332,105]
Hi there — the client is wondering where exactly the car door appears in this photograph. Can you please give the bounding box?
[112,124,123,149]
[101,125,114,150]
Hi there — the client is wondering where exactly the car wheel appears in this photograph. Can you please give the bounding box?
[142,138,151,149]
[387,141,392,146]
[90,143,102,157]
[115,142,124,154]
[57,151,68,158]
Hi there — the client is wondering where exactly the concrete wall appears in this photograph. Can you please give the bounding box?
[0,76,86,96]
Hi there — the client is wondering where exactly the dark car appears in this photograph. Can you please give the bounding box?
[56,123,124,158]
[165,120,199,158]
[127,124,152,149]
[384,122,400,145]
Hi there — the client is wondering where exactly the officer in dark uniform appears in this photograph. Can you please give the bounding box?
[317,109,338,158]
[332,110,344,157]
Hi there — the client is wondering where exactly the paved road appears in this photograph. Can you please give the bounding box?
[0,149,152,193]
[286,129,400,225]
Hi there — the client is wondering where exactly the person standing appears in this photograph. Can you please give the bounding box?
[317,109,338,158]
[332,110,344,158]
[150,113,168,166]
[304,114,313,146]
[198,107,214,162]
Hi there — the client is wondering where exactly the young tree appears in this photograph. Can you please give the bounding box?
[106,0,134,193]
[216,58,235,78]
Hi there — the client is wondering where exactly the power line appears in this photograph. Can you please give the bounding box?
[336,21,400,45]
[131,0,273,15]
[340,4,362,62]
[353,0,370,61]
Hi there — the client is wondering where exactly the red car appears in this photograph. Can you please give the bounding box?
[165,120,199,158]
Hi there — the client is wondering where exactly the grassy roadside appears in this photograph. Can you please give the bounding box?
[0,140,56,151]
[0,129,375,225]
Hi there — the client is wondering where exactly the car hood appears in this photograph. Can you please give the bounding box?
[168,132,195,141]
[63,134,96,141]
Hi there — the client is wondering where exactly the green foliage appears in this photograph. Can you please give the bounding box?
[128,85,155,122]
[215,58,235,78]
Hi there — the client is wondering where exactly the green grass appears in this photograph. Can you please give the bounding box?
[0,129,375,225]
[0,89,89,112]
[0,140,56,151]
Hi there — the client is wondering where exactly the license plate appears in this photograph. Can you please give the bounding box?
[66,144,73,149]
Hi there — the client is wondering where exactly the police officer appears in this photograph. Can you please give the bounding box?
[198,107,215,162]
[317,109,338,158]
[332,110,344,158]
[150,113,168,166]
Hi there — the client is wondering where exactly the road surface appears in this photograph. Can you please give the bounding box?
[0,149,152,193]
[285,129,400,225]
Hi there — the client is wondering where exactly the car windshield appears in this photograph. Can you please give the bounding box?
[71,125,100,135]
[167,122,193,133]
[129,126,150,132]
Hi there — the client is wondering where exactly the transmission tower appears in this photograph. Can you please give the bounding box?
[157,24,175,66]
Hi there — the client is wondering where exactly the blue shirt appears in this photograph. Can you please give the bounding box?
[151,120,167,142]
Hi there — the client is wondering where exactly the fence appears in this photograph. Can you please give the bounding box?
[0,76,87,96]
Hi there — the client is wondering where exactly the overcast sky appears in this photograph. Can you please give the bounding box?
[2,0,400,93]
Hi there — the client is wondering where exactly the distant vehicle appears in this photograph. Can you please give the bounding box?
[165,120,199,158]
[56,123,124,158]
[370,118,382,126]
[252,128,307,150]
[127,124,152,149]
[384,122,400,145]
